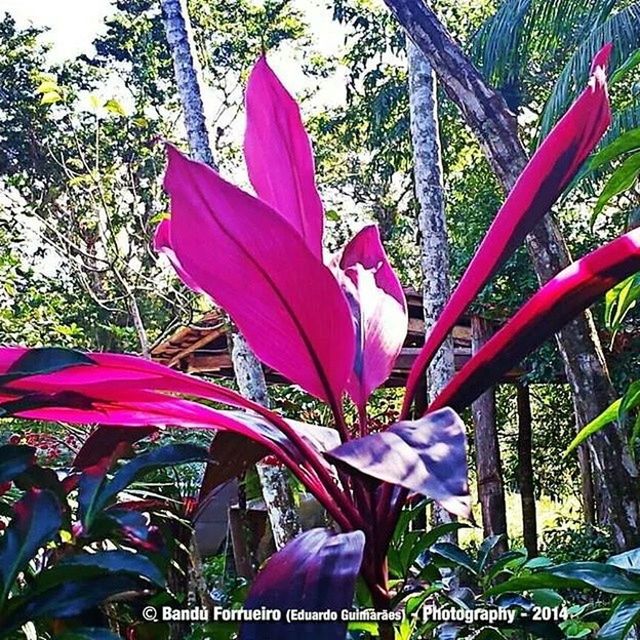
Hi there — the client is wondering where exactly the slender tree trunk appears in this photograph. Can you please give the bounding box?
[471,316,508,555]
[383,0,640,550]
[516,383,538,558]
[407,41,456,538]
[160,0,301,549]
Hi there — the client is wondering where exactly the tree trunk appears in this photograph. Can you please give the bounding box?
[471,316,508,555]
[516,383,538,558]
[160,0,301,549]
[383,0,640,550]
[407,41,456,538]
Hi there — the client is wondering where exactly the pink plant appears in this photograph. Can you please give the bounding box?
[1,44,638,640]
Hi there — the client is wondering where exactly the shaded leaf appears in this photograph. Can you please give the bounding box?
[0,489,62,603]
[0,445,35,484]
[327,408,470,517]
[598,601,640,640]
[241,528,365,640]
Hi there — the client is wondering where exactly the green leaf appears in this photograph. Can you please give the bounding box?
[40,91,61,105]
[611,48,640,86]
[35,80,59,94]
[598,601,640,640]
[478,535,504,573]
[104,98,127,117]
[491,562,640,596]
[592,152,640,223]
[589,128,640,173]
[547,562,640,594]
[565,399,622,456]
[485,549,528,582]
[430,542,478,575]
[529,589,565,608]
[0,490,62,604]
[605,274,640,336]
[325,209,341,221]
[524,556,553,569]
[607,548,640,574]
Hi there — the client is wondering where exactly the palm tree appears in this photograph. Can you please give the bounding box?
[471,0,640,141]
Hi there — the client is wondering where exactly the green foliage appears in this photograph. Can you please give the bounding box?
[542,519,614,564]
[0,442,207,638]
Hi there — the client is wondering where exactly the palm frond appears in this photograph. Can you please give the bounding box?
[471,0,532,87]
[471,0,608,95]
[539,3,640,139]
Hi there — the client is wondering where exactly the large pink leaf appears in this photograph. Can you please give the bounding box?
[244,56,324,257]
[430,227,640,413]
[161,146,355,405]
[402,44,613,416]
[326,408,470,517]
[334,225,407,408]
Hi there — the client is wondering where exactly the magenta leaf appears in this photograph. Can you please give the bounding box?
[0,347,92,385]
[403,44,613,415]
[326,408,470,517]
[431,228,640,413]
[334,225,407,408]
[240,528,365,640]
[244,56,324,257]
[161,146,355,404]
[153,218,204,292]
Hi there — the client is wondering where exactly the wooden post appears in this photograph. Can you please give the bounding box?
[471,316,508,555]
[516,383,538,558]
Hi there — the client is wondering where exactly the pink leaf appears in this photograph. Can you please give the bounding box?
[402,44,613,416]
[334,225,407,408]
[430,227,640,413]
[244,56,324,257]
[153,219,203,293]
[162,145,355,404]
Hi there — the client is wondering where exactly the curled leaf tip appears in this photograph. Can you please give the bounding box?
[591,42,614,74]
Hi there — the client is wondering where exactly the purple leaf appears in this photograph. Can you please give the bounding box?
[73,426,157,470]
[240,528,365,640]
[430,227,640,413]
[334,225,407,408]
[244,56,324,257]
[402,45,613,416]
[326,408,470,517]
[160,146,355,404]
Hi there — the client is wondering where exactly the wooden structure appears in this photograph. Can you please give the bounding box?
[151,287,525,384]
